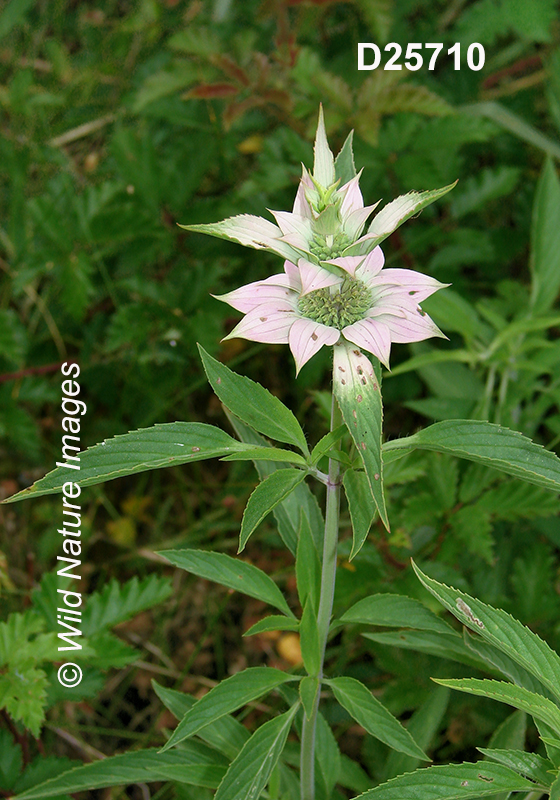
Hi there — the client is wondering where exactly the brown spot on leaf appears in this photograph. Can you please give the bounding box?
[374,473,380,480]
[311,332,318,341]
[192,447,201,452]
[356,394,363,402]
[360,442,366,450]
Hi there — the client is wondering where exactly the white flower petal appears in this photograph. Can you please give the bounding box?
[292,166,315,219]
[216,275,296,313]
[342,318,392,369]
[190,213,299,261]
[356,247,385,282]
[373,308,447,344]
[370,268,449,302]
[224,304,296,345]
[339,173,365,218]
[289,317,339,374]
[298,258,343,295]
[343,202,381,240]
[269,209,314,253]
[323,255,363,278]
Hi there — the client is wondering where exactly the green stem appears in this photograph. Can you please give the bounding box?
[300,388,342,800]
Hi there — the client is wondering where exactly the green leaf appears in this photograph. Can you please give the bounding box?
[160,549,294,618]
[530,158,560,313]
[4,423,250,503]
[343,469,377,559]
[315,711,342,798]
[355,761,539,799]
[152,681,249,760]
[0,0,36,39]
[450,166,520,219]
[243,616,299,636]
[339,593,454,635]
[221,447,307,466]
[310,424,346,464]
[333,342,388,529]
[239,469,306,552]
[363,630,489,672]
[214,705,299,800]
[181,216,300,263]
[12,746,229,799]
[346,181,456,255]
[225,412,324,555]
[434,678,560,736]
[334,130,357,184]
[384,686,450,782]
[83,576,172,635]
[160,668,297,752]
[413,562,560,705]
[295,512,321,612]
[0,730,22,790]
[313,105,335,187]
[327,676,429,760]
[551,772,560,800]
[478,748,554,787]
[299,676,320,720]
[300,599,321,677]
[198,346,308,453]
[383,419,560,492]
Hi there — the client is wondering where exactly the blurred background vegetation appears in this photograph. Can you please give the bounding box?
[1,0,560,794]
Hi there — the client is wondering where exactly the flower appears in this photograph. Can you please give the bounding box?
[182,107,456,269]
[183,106,454,372]
[216,248,447,374]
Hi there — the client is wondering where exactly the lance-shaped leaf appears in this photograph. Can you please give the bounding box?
[313,105,335,187]
[160,549,294,618]
[333,341,388,529]
[239,468,307,552]
[4,423,249,504]
[12,746,229,799]
[354,761,540,799]
[160,668,297,752]
[214,704,299,800]
[478,748,554,787]
[226,412,324,555]
[363,630,491,672]
[180,214,300,262]
[346,182,456,256]
[334,130,357,184]
[327,677,429,760]
[199,346,309,454]
[343,469,377,559]
[152,681,249,760]
[339,593,454,635]
[295,512,321,612]
[243,615,299,636]
[530,158,560,314]
[383,419,560,492]
[300,676,320,720]
[434,678,560,737]
[413,563,560,704]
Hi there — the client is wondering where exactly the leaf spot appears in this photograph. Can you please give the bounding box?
[260,317,268,322]
[341,379,346,385]
[360,442,366,450]
[356,394,363,403]
[192,446,201,452]
[456,598,484,629]
[311,332,318,341]
[461,781,468,787]
[374,473,380,480]
[338,366,346,372]
[352,410,357,418]
[477,775,493,783]
[361,377,367,385]
[216,377,222,384]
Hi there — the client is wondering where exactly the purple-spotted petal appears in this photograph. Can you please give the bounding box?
[298,258,343,294]
[373,308,446,344]
[216,274,296,313]
[289,317,339,374]
[342,318,392,369]
[224,304,296,344]
[371,268,449,302]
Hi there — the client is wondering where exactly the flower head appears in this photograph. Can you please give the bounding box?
[216,248,447,374]
[183,106,454,372]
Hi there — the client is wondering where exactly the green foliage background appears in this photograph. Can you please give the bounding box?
[1,0,560,793]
